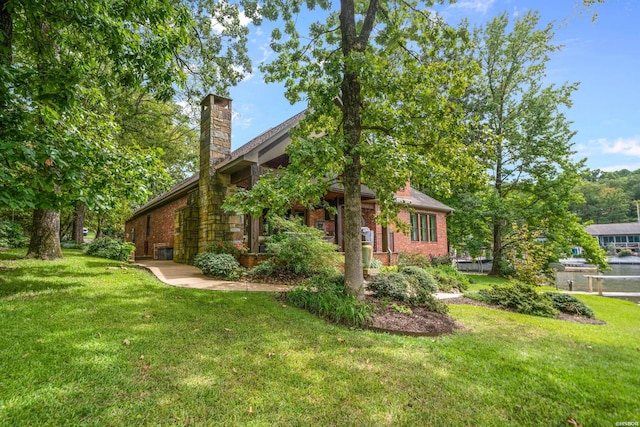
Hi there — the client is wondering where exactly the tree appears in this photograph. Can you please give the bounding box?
[571,181,632,224]
[225,0,482,298]
[0,0,254,259]
[447,11,607,274]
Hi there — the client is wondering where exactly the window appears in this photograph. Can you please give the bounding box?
[146,215,151,237]
[132,228,136,243]
[628,235,640,243]
[615,236,626,243]
[410,213,419,241]
[428,214,437,242]
[411,213,437,242]
[419,214,428,241]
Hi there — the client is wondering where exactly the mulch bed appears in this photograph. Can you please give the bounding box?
[365,296,464,336]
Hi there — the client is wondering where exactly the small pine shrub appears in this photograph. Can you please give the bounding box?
[546,293,595,318]
[478,282,557,318]
[369,258,383,269]
[286,274,374,327]
[85,237,134,261]
[398,251,430,269]
[426,265,470,292]
[399,266,437,293]
[193,253,243,280]
[367,272,411,301]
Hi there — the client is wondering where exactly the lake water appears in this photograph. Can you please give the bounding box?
[555,263,640,302]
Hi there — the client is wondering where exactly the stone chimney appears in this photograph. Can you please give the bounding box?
[200,94,232,173]
[198,95,242,251]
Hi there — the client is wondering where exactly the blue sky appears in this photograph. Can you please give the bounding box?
[224,0,639,173]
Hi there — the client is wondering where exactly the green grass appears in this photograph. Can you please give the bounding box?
[1,250,639,426]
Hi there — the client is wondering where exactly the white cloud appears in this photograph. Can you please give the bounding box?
[597,136,640,157]
[599,162,640,172]
[232,110,254,130]
[211,10,253,34]
[449,0,495,14]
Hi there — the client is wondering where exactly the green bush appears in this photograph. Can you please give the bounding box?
[247,259,276,278]
[409,290,449,315]
[429,255,452,267]
[367,271,447,313]
[399,266,437,293]
[286,274,374,327]
[398,251,430,269]
[369,258,383,269]
[545,293,595,318]
[617,249,633,257]
[367,272,411,301]
[265,217,342,277]
[193,253,243,280]
[85,237,134,261]
[477,282,557,318]
[0,220,28,248]
[426,265,470,292]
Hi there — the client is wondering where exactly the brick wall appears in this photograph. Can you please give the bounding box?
[392,209,449,257]
[125,196,188,258]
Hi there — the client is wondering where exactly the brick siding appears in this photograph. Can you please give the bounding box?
[125,196,187,258]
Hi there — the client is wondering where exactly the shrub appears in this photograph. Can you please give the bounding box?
[247,259,276,278]
[205,241,247,260]
[286,274,374,327]
[367,272,412,301]
[409,290,449,314]
[617,249,633,257]
[477,282,557,318]
[426,265,470,292]
[545,293,595,318]
[265,217,342,277]
[369,258,383,269]
[398,251,430,269]
[0,220,28,248]
[399,266,437,293]
[429,255,452,267]
[193,253,243,280]
[367,271,447,313]
[85,237,134,261]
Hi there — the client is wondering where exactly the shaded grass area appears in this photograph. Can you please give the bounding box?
[1,250,639,426]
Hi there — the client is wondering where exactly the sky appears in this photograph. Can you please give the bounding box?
[221,0,640,173]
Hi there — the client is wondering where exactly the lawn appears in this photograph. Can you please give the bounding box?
[1,250,638,426]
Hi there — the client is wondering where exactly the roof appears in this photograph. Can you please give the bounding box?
[585,222,640,236]
[129,107,452,218]
[396,188,454,213]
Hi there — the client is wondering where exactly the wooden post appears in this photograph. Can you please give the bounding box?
[588,276,593,293]
[248,164,261,253]
[597,278,603,296]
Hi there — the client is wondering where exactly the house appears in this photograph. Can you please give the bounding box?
[585,222,640,253]
[124,95,453,265]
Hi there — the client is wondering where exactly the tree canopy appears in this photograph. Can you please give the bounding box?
[224,0,484,296]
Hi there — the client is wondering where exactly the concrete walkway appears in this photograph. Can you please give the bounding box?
[135,260,292,292]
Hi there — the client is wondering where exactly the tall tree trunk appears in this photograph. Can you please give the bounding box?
[489,220,502,276]
[72,202,86,243]
[339,0,371,299]
[95,215,103,239]
[27,209,63,259]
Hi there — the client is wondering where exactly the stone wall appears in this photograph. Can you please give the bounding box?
[173,189,200,264]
